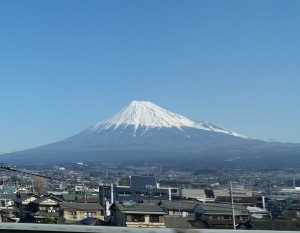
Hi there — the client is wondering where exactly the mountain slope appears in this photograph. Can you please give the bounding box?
[2,100,300,167]
[50,100,255,152]
[88,100,249,138]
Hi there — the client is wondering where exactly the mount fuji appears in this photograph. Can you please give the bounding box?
[2,100,300,167]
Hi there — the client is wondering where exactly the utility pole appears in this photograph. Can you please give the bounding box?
[146,185,154,203]
[84,183,87,203]
[230,181,236,229]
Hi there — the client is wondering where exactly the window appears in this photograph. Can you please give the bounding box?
[154,192,167,197]
[39,206,46,211]
[119,191,131,195]
[149,215,159,223]
[171,189,178,194]
[131,214,145,222]
[70,211,77,219]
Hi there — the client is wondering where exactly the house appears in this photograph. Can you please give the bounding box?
[109,201,166,227]
[0,193,16,207]
[0,193,40,222]
[14,193,39,222]
[59,202,104,223]
[29,195,62,223]
[193,203,249,229]
[12,194,63,223]
[158,200,199,220]
[0,207,19,222]
[195,202,249,221]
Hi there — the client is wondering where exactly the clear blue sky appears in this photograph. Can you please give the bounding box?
[1,0,299,153]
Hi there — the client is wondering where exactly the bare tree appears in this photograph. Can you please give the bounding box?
[33,177,48,195]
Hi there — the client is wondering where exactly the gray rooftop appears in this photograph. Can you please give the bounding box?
[159,200,199,211]
[164,216,192,228]
[60,202,103,211]
[113,201,165,215]
[196,203,249,216]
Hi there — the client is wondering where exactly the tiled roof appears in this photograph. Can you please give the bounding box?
[31,196,62,204]
[16,194,39,203]
[0,193,20,201]
[77,197,99,203]
[61,194,84,201]
[215,196,258,204]
[196,203,248,215]
[164,216,192,228]
[32,211,60,218]
[113,202,165,215]
[61,194,96,202]
[159,200,199,211]
[60,202,103,211]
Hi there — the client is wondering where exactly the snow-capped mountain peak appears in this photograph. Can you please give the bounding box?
[90,100,199,130]
[89,100,250,139]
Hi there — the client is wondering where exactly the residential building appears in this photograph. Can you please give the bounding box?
[158,200,199,220]
[195,202,249,221]
[109,201,166,227]
[59,202,104,223]
[192,203,249,229]
[29,196,62,223]
[14,193,39,222]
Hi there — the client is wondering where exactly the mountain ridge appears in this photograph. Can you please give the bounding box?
[2,100,300,167]
[88,100,250,139]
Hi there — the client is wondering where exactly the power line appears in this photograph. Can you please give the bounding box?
[0,163,70,182]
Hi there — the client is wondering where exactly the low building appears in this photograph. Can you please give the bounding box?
[109,201,166,227]
[14,193,39,222]
[193,203,249,229]
[158,200,199,220]
[59,202,104,223]
[29,196,62,223]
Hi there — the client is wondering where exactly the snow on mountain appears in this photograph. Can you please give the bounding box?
[4,100,300,166]
[89,100,250,139]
